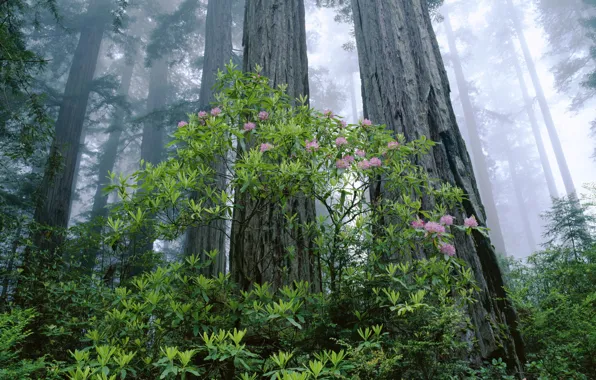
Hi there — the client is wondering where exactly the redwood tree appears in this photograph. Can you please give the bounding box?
[230,0,320,291]
[183,0,233,276]
[350,0,525,370]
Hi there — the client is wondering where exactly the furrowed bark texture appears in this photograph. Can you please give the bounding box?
[183,0,233,276]
[230,0,320,291]
[31,0,107,256]
[443,8,508,255]
[351,0,525,370]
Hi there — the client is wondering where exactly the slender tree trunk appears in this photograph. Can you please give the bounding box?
[507,0,576,196]
[505,140,538,253]
[230,0,320,291]
[28,0,107,260]
[351,0,525,370]
[443,8,508,255]
[508,40,559,198]
[184,0,232,276]
[81,54,136,271]
[126,58,168,279]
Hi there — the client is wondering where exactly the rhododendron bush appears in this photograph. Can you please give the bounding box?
[3,67,515,379]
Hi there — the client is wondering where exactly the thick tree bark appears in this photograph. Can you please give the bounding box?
[508,40,559,198]
[230,0,320,291]
[507,0,576,196]
[351,0,525,370]
[30,0,107,257]
[443,8,508,255]
[183,0,232,276]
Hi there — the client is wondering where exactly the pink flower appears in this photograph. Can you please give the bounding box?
[464,215,479,228]
[305,139,320,152]
[358,160,371,170]
[244,122,256,132]
[210,107,222,116]
[258,111,269,121]
[324,109,334,118]
[361,119,372,127]
[198,111,208,118]
[340,120,347,129]
[177,121,188,128]
[369,157,382,167]
[440,215,454,226]
[343,155,355,163]
[425,221,445,234]
[260,143,274,152]
[439,243,456,256]
[355,149,366,157]
[336,159,349,169]
[335,137,348,147]
[411,219,425,229]
[388,141,400,149]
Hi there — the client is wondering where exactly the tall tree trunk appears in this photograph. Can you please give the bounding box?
[505,139,538,253]
[443,7,508,255]
[508,39,559,198]
[350,71,359,122]
[82,54,137,271]
[126,58,168,279]
[507,0,576,196]
[351,0,525,370]
[29,0,107,259]
[230,0,320,291]
[183,0,232,276]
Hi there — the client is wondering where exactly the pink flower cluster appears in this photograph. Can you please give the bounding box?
[343,155,355,164]
[361,119,372,127]
[464,215,478,228]
[440,243,456,256]
[335,137,348,147]
[244,122,256,132]
[260,143,274,152]
[355,149,366,157]
[340,120,347,129]
[358,160,371,170]
[425,221,446,234]
[411,219,425,229]
[198,111,208,118]
[324,109,334,118]
[440,215,454,226]
[305,139,319,152]
[369,157,382,167]
[211,107,222,116]
[388,141,400,149]
[177,121,188,128]
[336,159,349,169]
[258,111,269,121]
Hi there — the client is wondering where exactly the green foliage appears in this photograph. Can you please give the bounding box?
[0,309,46,379]
[1,67,510,378]
[504,193,596,379]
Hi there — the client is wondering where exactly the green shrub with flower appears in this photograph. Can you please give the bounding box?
[2,66,515,379]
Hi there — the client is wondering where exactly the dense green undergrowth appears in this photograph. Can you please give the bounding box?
[1,68,594,379]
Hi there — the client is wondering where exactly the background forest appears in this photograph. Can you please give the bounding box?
[0,0,595,379]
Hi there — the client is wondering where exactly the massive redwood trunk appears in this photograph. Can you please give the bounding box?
[350,0,525,370]
[230,0,320,291]
[443,7,508,255]
[183,0,232,276]
[30,0,107,258]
